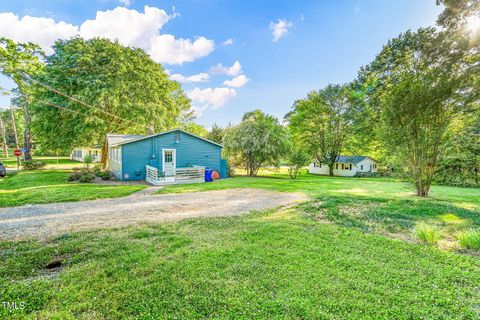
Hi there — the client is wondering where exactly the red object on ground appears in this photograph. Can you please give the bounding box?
[211,170,220,179]
[13,149,22,157]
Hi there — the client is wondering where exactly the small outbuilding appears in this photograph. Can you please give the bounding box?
[107,129,226,185]
[309,156,379,177]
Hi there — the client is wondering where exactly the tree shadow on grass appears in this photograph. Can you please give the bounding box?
[299,194,480,246]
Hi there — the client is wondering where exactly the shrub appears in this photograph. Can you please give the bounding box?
[286,145,310,180]
[83,155,94,173]
[458,230,480,250]
[227,165,235,177]
[95,170,113,180]
[68,169,97,183]
[93,164,102,175]
[22,160,47,170]
[67,171,83,181]
[78,173,96,183]
[415,224,441,245]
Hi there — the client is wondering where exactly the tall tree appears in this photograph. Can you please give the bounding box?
[181,122,208,137]
[288,84,352,176]
[206,123,226,144]
[0,38,44,160]
[224,110,288,176]
[30,38,189,167]
[0,111,8,157]
[360,28,470,196]
[9,107,19,149]
[436,108,480,186]
[436,0,480,30]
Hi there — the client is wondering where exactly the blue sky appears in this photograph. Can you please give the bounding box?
[0,0,442,128]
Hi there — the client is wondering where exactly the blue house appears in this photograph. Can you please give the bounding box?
[107,129,226,185]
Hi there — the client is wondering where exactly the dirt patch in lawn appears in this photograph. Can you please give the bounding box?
[0,188,307,240]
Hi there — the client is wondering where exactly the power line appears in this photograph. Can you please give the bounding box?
[42,100,104,121]
[16,71,145,128]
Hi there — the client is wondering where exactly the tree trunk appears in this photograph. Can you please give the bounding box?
[415,180,431,197]
[0,116,8,158]
[10,108,19,149]
[328,164,334,176]
[100,141,109,170]
[22,104,32,161]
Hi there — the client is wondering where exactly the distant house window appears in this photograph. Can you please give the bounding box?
[361,165,363,170]
[349,164,352,170]
[341,164,344,170]
[335,163,338,170]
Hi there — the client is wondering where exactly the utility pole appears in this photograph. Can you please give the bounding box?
[10,107,19,149]
[0,113,8,158]
[22,102,33,161]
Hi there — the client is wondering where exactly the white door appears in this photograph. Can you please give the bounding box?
[162,149,176,176]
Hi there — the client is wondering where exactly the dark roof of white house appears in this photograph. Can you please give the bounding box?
[107,133,146,146]
[336,156,376,164]
[108,129,223,148]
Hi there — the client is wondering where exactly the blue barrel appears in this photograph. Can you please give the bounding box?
[205,169,213,182]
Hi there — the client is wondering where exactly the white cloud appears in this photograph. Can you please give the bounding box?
[222,38,234,45]
[0,6,215,65]
[223,74,249,88]
[0,12,78,54]
[190,105,208,117]
[170,72,209,83]
[269,19,293,42]
[149,35,214,65]
[119,0,132,6]
[79,6,171,48]
[188,87,236,109]
[209,60,242,76]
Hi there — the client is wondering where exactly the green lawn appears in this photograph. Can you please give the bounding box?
[0,170,145,207]
[1,211,479,319]
[1,156,83,170]
[159,172,480,250]
[1,171,479,318]
[159,171,480,209]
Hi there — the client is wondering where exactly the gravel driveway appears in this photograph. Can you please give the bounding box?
[0,188,307,240]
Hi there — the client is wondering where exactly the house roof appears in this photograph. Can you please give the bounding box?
[108,128,223,148]
[107,133,146,146]
[336,156,377,164]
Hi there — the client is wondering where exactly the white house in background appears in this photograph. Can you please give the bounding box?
[71,147,102,162]
[309,156,379,177]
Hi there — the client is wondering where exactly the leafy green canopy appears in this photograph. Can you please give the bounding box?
[224,110,288,176]
[30,38,190,154]
[288,84,352,175]
[206,123,226,144]
[0,37,44,160]
[359,28,470,196]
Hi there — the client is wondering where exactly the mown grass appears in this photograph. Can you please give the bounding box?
[0,171,145,207]
[0,156,82,169]
[160,172,480,251]
[1,170,479,318]
[159,171,480,209]
[1,211,479,319]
